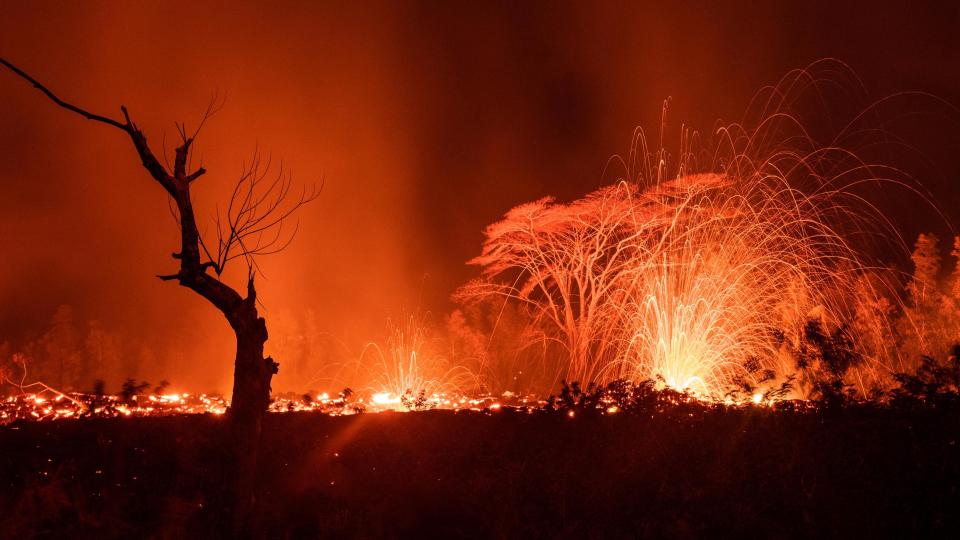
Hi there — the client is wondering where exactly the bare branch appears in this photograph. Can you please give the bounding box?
[0,57,127,130]
[187,168,207,182]
[207,151,318,276]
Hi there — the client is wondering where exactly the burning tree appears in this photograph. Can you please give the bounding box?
[1,58,316,532]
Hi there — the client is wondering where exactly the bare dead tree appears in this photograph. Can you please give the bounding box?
[1,353,85,408]
[1,57,317,535]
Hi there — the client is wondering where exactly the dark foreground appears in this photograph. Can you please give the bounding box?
[1,406,958,538]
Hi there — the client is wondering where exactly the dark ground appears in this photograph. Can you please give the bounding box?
[1,406,958,539]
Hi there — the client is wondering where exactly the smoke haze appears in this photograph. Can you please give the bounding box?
[2,1,958,393]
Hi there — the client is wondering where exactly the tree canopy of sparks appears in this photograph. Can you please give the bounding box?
[456,60,923,400]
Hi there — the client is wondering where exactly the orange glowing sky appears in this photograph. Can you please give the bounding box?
[1,1,958,392]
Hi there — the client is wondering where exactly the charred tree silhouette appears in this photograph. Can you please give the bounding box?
[1,58,316,535]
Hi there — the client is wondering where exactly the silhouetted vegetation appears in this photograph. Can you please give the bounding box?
[543,378,693,415]
[795,321,860,408]
[891,348,960,409]
[401,389,432,411]
[119,378,151,405]
[538,340,960,416]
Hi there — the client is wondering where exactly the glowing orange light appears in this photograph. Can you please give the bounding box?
[371,392,400,406]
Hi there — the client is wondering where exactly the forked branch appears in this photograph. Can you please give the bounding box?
[0,58,316,317]
[201,152,321,276]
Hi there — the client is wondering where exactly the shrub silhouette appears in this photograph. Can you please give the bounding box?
[401,389,431,411]
[891,347,960,409]
[120,378,151,405]
[544,378,697,415]
[796,321,860,408]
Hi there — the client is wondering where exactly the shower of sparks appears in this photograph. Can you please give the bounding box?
[356,313,480,409]
[456,62,924,399]
[458,173,906,399]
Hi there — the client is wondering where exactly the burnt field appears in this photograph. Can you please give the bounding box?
[1,406,959,539]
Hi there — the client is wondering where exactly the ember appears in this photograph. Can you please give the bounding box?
[0,387,553,425]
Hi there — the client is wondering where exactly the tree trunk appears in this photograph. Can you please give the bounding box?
[227,303,277,537]
[0,59,299,538]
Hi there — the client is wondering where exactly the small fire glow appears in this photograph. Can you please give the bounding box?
[371,392,400,406]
